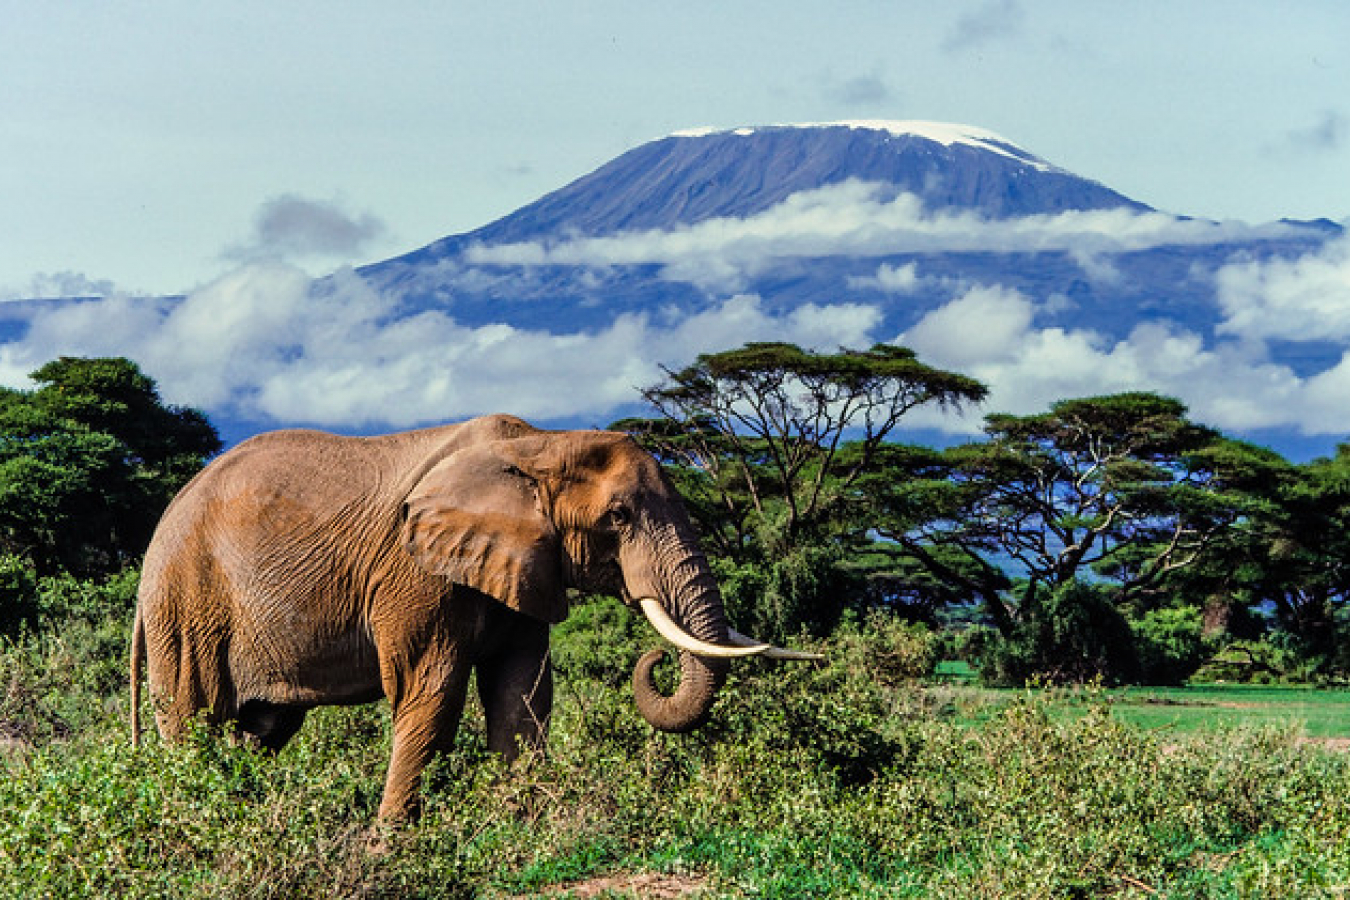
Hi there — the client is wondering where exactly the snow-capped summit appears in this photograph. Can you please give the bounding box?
[671,120,1053,171]
[383,121,1147,268]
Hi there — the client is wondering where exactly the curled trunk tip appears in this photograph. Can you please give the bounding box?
[632,647,727,734]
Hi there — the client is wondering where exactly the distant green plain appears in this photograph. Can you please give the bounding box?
[1107,684,1350,740]
[934,661,1350,740]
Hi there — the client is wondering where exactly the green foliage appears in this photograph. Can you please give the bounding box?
[828,610,938,685]
[0,554,38,634]
[0,357,219,581]
[979,580,1140,686]
[626,349,1349,681]
[1193,635,1317,685]
[550,594,648,687]
[710,540,856,641]
[0,568,138,742]
[1133,605,1208,685]
[1199,442,1350,677]
[4,589,1350,897]
[625,341,986,640]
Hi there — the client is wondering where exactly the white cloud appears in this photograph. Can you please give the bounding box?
[1215,231,1350,342]
[847,261,922,293]
[6,221,1348,445]
[0,265,882,432]
[0,271,120,302]
[902,285,1034,367]
[465,181,1302,294]
[898,284,1329,435]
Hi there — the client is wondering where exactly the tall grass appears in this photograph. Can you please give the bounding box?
[1,595,1348,897]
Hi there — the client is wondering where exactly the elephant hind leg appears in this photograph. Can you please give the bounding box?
[237,700,309,752]
[146,628,231,742]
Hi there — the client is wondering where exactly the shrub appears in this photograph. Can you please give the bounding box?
[1133,605,1207,684]
[36,566,139,623]
[1193,635,1310,684]
[979,580,1140,686]
[709,541,853,644]
[5,571,1350,897]
[0,554,38,636]
[550,594,647,687]
[830,610,938,685]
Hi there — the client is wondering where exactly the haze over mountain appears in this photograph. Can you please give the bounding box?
[1,121,1345,457]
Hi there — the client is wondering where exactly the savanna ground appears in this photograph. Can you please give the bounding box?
[3,592,1349,899]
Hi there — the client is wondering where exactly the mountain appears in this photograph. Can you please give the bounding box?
[2,121,1345,456]
[385,122,1148,256]
[350,120,1337,381]
[360,121,1160,319]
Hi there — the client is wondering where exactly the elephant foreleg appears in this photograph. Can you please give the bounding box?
[477,625,553,761]
[378,660,472,821]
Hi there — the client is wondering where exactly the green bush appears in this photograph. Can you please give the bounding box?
[0,554,38,636]
[550,594,647,687]
[36,566,139,623]
[1133,605,1207,684]
[4,575,1350,897]
[709,541,854,644]
[0,568,138,744]
[1193,634,1313,684]
[829,610,938,685]
[979,580,1140,686]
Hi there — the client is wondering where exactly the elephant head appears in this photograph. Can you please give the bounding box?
[401,427,811,732]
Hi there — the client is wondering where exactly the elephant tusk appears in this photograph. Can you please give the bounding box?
[728,628,825,661]
[637,598,771,658]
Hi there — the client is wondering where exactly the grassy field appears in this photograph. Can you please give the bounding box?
[1108,684,1350,741]
[935,661,1350,741]
[3,606,1349,897]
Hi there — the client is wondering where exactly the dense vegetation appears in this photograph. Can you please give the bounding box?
[3,589,1348,897]
[1,352,1349,896]
[621,342,1350,686]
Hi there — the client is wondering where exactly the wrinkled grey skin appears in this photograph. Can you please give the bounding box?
[131,414,731,819]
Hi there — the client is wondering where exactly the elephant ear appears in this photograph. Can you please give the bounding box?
[401,445,566,623]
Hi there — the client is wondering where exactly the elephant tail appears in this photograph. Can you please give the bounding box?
[129,605,145,748]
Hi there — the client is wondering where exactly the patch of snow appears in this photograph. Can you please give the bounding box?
[670,120,1054,171]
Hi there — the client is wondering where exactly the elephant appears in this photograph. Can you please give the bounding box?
[129,414,815,819]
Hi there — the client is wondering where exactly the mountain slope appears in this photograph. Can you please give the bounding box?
[1,121,1343,456]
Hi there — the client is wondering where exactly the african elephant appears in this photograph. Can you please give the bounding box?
[130,414,813,819]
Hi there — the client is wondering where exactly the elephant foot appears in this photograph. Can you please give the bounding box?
[363,824,396,857]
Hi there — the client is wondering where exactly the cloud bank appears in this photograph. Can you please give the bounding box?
[899,231,1350,437]
[465,181,1301,292]
[0,264,879,431]
[0,181,1344,451]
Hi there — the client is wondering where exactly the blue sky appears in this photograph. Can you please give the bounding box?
[2,1,1347,298]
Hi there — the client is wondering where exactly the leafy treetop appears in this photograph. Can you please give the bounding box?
[0,357,220,576]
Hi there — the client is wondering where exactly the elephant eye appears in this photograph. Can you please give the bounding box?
[608,506,632,528]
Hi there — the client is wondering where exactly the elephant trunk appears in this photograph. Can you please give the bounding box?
[626,521,821,733]
[633,646,728,734]
[631,561,732,734]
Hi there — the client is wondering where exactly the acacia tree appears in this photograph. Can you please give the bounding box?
[618,342,986,638]
[869,393,1270,638]
[1198,445,1350,674]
